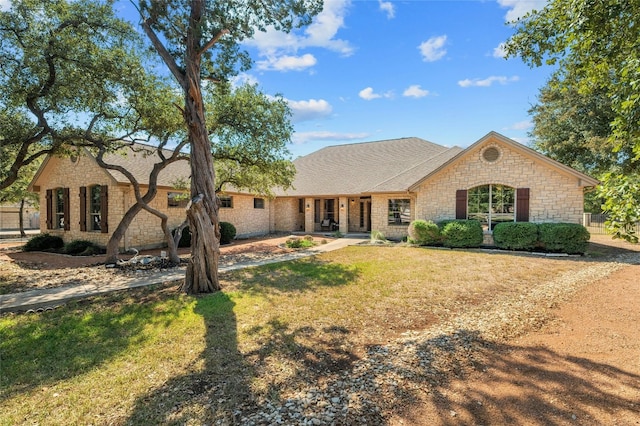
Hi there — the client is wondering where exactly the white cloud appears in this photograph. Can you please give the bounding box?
[458,75,520,87]
[497,0,548,22]
[493,42,507,58]
[506,120,533,131]
[418,35,448,62]
[358,87,394,100]
[359,87,381,100]
[403,85,430,98]
[256,53,317,71]
[245,0,353,72]
[287,98,333,122]
[0,0,10,11]
[230,73,259,88]
[292,131,369,145]
[379,0,395,19]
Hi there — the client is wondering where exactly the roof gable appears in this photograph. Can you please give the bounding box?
[409,131,600,190]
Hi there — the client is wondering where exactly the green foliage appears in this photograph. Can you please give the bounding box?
[598,173,640,243]
[63,240,103,256]
[408,220,442,246]
[220,222,237,245]
[0,0,159,190]
[538,223,590,255]
[23,233,64,252]
[173,225,191,248]
[370,230,386,242]
[492,222,539,251]
[285,237,315,249]
[439,220,483,248]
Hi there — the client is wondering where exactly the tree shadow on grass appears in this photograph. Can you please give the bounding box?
[124,261,365,424]
[0,285,185,402]
[228,257,361,294]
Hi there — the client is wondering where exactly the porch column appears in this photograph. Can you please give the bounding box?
[339,196,348,234]
[304,197,314,233]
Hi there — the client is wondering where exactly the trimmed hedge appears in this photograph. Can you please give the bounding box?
[220,221,236,245]
[23,233,64,252]
[408,220,441,246]
[173,225,191,248]
[538,223,590,254]
[493,222,539,251]
[439,219,483,248]
[63,240,104,256]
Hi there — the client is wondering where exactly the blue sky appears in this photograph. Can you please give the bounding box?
[237,0,552,157]
[1,0,552,158]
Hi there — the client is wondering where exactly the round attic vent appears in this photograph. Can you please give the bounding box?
[482,146,500,162]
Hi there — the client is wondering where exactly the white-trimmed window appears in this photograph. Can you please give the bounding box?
[467,184,515,230]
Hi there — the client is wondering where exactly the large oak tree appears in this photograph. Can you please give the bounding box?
[504,0,640,242]
[136,0,322,293]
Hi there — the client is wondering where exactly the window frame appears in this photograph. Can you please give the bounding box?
[168,191,189,208]
[219,195,233,208]
[387,198,411,225]
[253,197,265,209]
[467,184,515,230]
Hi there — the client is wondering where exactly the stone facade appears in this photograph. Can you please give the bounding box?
[414,141,585,225]
[29,133,595,248]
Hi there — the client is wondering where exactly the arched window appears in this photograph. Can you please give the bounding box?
[467,184,515,230]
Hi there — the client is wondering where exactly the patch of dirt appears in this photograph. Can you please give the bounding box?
[0,234,332,294]
[388,236,640,425]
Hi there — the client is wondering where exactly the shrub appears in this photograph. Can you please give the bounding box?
[173,225,191,248]
[220,222,236,245]
[538,223,590,254]
[64,240,103,256]
[493,222,539,251]
[285,237,315,249]
[23,233,64,252]
[370,230,386,242]
[408,220,441,246]
[440,220,483,248]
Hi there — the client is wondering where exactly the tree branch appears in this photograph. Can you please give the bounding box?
[200,29,229,55]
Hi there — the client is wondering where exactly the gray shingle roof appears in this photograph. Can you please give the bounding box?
[95,144,191,188]
[277,137,462,196]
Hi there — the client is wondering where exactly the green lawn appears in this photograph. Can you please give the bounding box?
[0,245,597,424]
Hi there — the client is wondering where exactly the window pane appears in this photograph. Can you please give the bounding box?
[219,195,232,208]
[90,186,101,231]
[254,198,264,209]
[55,188,64,229]
[388,199,410,225]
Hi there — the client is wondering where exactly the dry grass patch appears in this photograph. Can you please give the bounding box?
[1,245,598,424]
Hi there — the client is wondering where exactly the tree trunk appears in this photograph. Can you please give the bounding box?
[18,198,26,238]
[180,0,221,294]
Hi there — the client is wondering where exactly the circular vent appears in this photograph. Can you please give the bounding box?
[483,147,500,162]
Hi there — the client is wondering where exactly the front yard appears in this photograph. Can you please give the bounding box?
[0,237,638,425]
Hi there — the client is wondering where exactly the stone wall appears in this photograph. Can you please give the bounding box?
[414,141,585,225]
[370,194,416,240]
[218,193,272,238]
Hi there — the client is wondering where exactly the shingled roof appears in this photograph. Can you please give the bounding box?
[90,144,191,188]
[277,137,463,196]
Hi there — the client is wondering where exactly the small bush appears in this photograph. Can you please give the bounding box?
[172,225,191,248]
[408,220,441,246]
[220,222,236,245]
[64,240,103,256]
[285,237,315,249]
[370,230,386,242]
[440,220,483,248]
[493,222,539,251]
[538,223,590,254]
[23,233,64,252]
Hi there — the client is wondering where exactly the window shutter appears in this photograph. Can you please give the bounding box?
[100,185,108,233]
[63,187,71,230]
[79,187,87,232]
[46,189,53,230]
[516,188,530,222]
[455,190,467,220]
